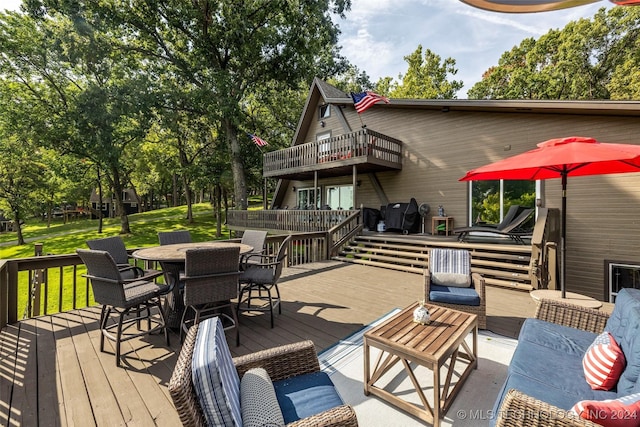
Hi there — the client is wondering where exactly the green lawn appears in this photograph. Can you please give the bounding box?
[1,203,237,319]
[0,203,230,259]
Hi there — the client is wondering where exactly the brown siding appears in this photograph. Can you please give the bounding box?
[290,98,640,301]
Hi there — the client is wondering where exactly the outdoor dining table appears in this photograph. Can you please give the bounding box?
[132,241,253,328]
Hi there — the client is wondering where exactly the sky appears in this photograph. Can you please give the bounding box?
[0,0,615,97]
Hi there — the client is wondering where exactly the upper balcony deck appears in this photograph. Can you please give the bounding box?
[262,128,403,180]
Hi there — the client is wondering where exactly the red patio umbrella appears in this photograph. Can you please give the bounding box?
[460,136,640,298]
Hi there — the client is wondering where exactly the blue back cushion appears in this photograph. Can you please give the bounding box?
[605,288,640,395]
[191,317,242,427]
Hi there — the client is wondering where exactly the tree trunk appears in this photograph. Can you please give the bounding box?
[12,209,24,245]
[172,173,179,207]
[224,118,247,210]
[215,183,222,238]
[110,166,131,234]
[97,167,104,233]
[182,175,193,223]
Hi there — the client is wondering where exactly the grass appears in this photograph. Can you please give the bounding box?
[0,203,239,319]
[0,203,229,259]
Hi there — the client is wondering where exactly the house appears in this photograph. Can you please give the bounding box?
[89,188,140,218]
[261,78,640,302]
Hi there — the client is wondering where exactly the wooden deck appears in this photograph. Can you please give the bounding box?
[0,261,585,426]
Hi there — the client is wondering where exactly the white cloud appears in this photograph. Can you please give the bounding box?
[338,0,613,96]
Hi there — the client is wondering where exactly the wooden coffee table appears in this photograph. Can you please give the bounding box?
[363,303,478,426]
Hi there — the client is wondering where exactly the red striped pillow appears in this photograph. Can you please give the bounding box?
[582,331,626,391]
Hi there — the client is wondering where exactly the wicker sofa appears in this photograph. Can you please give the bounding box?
[169,317,358,427]
[492,288,640,427]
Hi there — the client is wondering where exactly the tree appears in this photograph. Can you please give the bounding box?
[386,45,463,99]
[28,0,352,211]
[0,10,156,234]
[468,7,640,100]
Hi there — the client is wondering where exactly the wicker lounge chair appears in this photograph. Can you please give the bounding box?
[169,319,358,427]
[424,248,486,329]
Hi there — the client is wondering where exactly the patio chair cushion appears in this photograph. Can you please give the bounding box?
[272,371,344,424]
[570,392,640,426]
[240,368,285,427]
[583,331,626,391]
[429,284,480,306]
[430,248,471,288]
[604,288,640,396]
[191,317,242,427]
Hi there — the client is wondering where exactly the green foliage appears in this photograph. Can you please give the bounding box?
[388,45,463,99]
[468,7,640,100]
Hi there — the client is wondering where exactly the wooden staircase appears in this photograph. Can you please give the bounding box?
[334,233,536,291]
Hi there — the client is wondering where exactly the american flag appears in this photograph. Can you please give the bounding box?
[249,133,268,147]
[350,91,390,114]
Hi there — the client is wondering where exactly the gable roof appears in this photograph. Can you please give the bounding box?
[292,78,640,146]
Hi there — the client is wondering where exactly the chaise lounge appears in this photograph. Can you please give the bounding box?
[454,205,534,243]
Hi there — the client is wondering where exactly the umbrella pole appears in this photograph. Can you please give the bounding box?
[561,172,567,299]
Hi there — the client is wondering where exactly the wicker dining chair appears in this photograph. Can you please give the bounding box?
[77,248,170,367]
[181,246,241,345]
[238,235,291,328]
[87,235,162,281]
[238,229,268,268]
[158,230,192,245]
[424,248,487,329]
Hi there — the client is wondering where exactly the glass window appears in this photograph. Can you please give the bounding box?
[319,104,330,119]
[325,185,354,210]
[469,180,536,226]
[296,188,320,210]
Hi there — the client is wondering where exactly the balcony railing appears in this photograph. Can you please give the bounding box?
[227,209,359,233]
[263,129,403,180]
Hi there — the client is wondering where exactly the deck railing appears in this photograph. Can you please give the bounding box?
[227,209,359,233]
[0,233,327,329]
[262,129,403,177]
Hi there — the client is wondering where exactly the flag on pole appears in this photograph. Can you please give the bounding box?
[249,133,268,147]
[350,91,390,114]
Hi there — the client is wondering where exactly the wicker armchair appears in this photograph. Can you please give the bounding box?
[424,248,486,329]
[169,322,358,427]
[494,299,610,427]
[77,248,170,367]
[180,246,241,345]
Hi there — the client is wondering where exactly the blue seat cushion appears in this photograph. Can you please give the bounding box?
[272,371,344,424]
[429,284,480,306]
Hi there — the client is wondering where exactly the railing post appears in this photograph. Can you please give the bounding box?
[0,261,7,328]
[28,243,45,317]
[7,260,18,324]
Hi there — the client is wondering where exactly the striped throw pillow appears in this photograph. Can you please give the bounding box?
[430,249,472,288]
[192,317,242,427]
[583,331,626,391]
[571,392,640,427]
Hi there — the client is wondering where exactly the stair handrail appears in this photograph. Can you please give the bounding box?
[327,210,363,258]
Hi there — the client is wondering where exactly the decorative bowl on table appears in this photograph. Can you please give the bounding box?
[413,301,431,325]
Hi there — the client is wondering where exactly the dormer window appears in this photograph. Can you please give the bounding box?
[319,104,330,119]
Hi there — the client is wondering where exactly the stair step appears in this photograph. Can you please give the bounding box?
[333,256,423,274]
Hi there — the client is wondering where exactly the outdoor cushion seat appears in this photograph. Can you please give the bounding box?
[424,248,487,329]
[428,284,480,306]
[273,371,345,424]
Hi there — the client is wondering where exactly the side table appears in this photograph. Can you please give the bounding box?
[432,216,454,236]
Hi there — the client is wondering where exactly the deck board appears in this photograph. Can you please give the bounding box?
[2,260,599,426]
